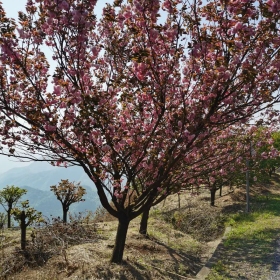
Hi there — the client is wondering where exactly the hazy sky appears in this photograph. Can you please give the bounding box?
[0,0,112,173]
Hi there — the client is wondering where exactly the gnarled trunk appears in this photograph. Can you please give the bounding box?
[110,212,130,263]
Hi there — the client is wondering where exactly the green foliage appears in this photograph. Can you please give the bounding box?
[258,131,280,177]
[12,200,43,250]
[11,200,43,227]
[207,265,231,280]
[0,185,27,228]
[0,185,27,211]
[223,128,280,188]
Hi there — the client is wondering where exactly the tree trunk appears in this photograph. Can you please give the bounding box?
[269,167,275,177]
[7,208,11,228]
[139,207,150,235]
[110,212,130,263]
[210,189,216,206]
[20,211,27,250]
[219,186,222,197]
[21,225,27,250]
[246,161,250,213]
[63,206,68,223]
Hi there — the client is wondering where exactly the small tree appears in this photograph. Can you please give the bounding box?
[50,180,86,223]
[11,200,43,250]
[0,186,27,228]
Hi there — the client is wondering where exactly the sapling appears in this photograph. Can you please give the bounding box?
[12,201,43,250]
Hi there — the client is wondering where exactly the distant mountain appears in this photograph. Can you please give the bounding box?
[20,185,99,219]
[0,162,101,218]
[0,162,95,190]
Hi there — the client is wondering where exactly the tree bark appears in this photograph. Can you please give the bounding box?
[139,207,150,235]
[7,208,11,228]
[110,212,130,263]
[210,189,216,206]
[20,211,26,250]
[63,206,68,223]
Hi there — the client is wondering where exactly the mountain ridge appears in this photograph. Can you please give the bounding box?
[0,162,100,218]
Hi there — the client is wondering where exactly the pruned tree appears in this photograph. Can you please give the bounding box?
[50,179,86,223]
[0,185,27,228]
[12,200,43,250]
[0,0,280,263]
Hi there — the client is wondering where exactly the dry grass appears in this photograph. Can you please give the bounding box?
[0,215,206,279]
[1,180,275,280]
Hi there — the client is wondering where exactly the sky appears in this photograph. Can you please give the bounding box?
[0,0,112,173]
[0,1,29,173]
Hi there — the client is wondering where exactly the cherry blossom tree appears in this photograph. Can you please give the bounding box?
[258,131,280,177]
[199,126,279,206]
[0,0,280,263]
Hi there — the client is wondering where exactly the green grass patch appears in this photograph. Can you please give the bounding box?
[207,260,231,280]
[225,195,280,250]
[207,194,280,279]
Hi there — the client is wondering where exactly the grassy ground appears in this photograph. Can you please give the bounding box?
[0,175,279,279]
[0,218,204,279]
[206,175,280,279]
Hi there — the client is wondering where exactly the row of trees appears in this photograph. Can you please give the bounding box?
[201,130,280,207]
[0,0,280,263]
[138,127,280,235]
[0,180,86,249]
[1,127,279,249]
[0,180,86,227]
